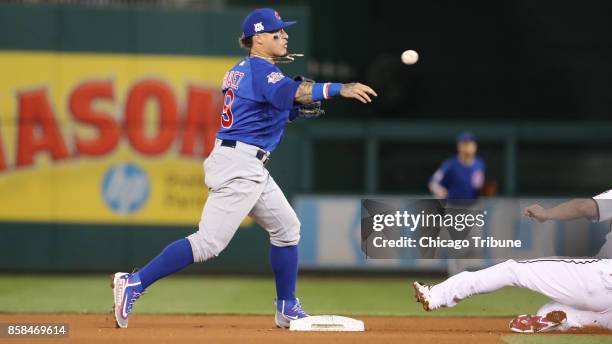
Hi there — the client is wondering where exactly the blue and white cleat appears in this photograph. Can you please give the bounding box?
[274,298,310,328]
[111,272,143,328]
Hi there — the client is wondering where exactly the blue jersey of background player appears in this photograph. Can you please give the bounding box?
[429,132,485,200]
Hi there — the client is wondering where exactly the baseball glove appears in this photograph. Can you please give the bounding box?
[292,75,325,120]
[296,101,325,119]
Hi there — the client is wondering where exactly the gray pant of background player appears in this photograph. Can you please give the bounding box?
[187,140,300,263]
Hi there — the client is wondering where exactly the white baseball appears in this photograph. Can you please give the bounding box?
[401,50,419,65]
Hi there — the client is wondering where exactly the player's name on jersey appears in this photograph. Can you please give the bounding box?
[222,70,245,90]
[371,236,522,250]
[0,79,221,173]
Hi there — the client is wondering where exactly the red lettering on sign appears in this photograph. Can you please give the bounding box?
[16,89,70,167]
[70,80,120,156]
[125,79,178,155]
[180,86,221,158]
[0,77,222,173]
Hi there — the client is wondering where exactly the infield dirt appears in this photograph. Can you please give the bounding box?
[1,313,610,344]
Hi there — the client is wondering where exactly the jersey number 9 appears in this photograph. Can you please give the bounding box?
[221,89,234,128]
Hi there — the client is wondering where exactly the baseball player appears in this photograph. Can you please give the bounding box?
[428,132,485,274]
[429,131,485,201]
[413,189,612,333]
[111,8,377,329]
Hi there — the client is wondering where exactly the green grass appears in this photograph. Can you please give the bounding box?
[502,335,612,344]
[2,275,607,343]
[0,274,552,316]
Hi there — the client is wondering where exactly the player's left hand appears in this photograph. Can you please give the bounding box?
[523,204,549,222]
[340,83,378,103]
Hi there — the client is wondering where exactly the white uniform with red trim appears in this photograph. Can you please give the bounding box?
[426,190,612,331]
[595,189,612,258]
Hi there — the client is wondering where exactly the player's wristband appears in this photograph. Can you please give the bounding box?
[312,82,342,101]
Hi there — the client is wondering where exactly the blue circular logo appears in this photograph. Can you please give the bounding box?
[102,163,150,214]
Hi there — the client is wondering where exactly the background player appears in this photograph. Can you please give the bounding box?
[413,189,612,333]
[428,131,485,201]
[111,8,377,329]
[428,131,485,274]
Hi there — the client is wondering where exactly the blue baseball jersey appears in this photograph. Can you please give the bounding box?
[216,56,301,152]
[431,156,485,200]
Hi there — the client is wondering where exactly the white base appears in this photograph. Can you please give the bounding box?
[289,315,365,332]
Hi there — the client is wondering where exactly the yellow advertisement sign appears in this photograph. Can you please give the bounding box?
[0,51,240,225]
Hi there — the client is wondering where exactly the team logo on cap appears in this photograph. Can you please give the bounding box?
[254,22,264,32]
[274,11,281,20]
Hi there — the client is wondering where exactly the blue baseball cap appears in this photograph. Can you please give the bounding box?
[457,131,476,143]
[242,8,296,38]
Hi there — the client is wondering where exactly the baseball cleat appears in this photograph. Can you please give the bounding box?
[274,298,309,328]
[413,281,433,311]
[111,272,144,329]
[509,311,567,333]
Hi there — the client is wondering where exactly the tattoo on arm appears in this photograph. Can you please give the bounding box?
[294,81,314,104]
[341,83,355,94]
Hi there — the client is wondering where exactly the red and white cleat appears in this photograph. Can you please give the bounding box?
[509,311,567,333]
